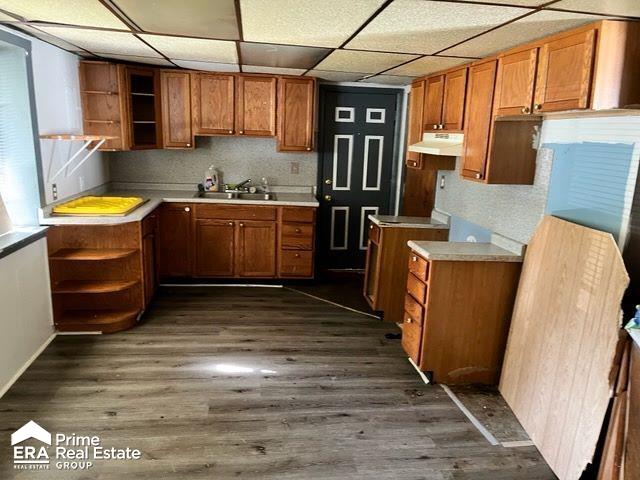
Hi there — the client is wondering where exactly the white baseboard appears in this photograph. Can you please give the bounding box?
[0,333,56,399]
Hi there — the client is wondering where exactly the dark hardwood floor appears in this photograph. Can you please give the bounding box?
[0,286,555,479]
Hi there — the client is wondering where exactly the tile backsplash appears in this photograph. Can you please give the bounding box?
[108,136,318,188]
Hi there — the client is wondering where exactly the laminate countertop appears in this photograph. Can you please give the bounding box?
[408,240,524,262]
[369,215,449,229]
[39,189,319,226]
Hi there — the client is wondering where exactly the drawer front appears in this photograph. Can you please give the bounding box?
[406,156,423,169]
[282,207,315,223]
[281,222,314,250]
[280,250,313,277]
[404,293,424,323]
[402,311,423,364]
[196,204,277,220]
[369,223,381,244]
[408,252,429,281]
[407,273,427,304]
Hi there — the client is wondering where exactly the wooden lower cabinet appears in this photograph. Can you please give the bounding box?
[160,203,316,280]
[402,249,522,384]
[141,211,158,307]
[238,220,277,277]
[194,219,235,277]
[363,221,448,323]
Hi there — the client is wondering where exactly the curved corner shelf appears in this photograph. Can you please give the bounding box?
[50,248,138,261]
[56,309,139,333]
[53,279,139,294]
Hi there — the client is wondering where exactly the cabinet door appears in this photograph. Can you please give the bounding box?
[127,67,162,149]
[442,68,467,131]
[406,80,425,167]
[277,77,315,151]
[461,60,497,181]
[534,29,595,112]
[235,75,277,136]
[237,220,276,277]
[191,73,235,135]
[494,48,538,116]
[142,233,156,307]
[161,70,193,148]
[423,75,444,130]
[194,219,235,277]
[401,312,423,365]
[158,204,192,277]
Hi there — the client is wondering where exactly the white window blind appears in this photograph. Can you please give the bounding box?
[0,39,40,227]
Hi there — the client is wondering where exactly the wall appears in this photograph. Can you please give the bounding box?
[109,136,317,188]
[435,115,640,245]
[0,26,110,206]
[0,238,55,397]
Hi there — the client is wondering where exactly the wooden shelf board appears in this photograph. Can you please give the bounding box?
[56,309,139,333]
[82,90,119,95]
[50,248,138,261]
[53,279,139,294]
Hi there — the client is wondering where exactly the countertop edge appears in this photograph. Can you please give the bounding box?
[0,227,49,260]
[407,240,524,263]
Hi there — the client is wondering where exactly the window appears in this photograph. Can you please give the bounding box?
[0,32,42,231]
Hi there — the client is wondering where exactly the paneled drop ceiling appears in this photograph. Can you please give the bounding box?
[0,0,637,85]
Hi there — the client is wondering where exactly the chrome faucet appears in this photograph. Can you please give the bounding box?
[234,178,252,191]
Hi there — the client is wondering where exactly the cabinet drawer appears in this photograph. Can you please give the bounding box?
[408,252,429,281]
[282,207,315,223]
[281,222,314,250]
[407,273,427,304]
[404,294,424,324]
[369,223,381,244]
[196,204,277,220]
[402,310,423,364]
[406,156,423,169]
[280,250,313,277]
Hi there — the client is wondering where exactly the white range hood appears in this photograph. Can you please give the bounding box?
[408,132,464,156]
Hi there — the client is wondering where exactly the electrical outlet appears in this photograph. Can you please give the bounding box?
[79,176,85,192]
[52,183,58,201]
[440,175,446,189]
[290,161,300,175]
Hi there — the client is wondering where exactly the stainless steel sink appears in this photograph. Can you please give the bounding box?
[196,191,276,201]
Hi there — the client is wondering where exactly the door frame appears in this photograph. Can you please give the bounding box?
[316,85,405,215]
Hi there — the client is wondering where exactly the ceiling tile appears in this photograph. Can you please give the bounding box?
[0,11,17,21]
[172,59,239,72]
[96,54,173,66]
[139,34,237,63]
[240,42,330,69]
[306,70,367,82]
[551,0,640,17]
[38,26,161,57]
[362,74,414,86]
[385,56,472,77]
[13,25,84,51]
[315,50,418,74]
[0,0,128,29]
[113,0,239,39]
[442,10,602,57]
[240,0,386,48]
[346,0,529,54]
[242,65,306,75]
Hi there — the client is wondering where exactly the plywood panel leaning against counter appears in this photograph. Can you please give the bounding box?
[499,216,630,480]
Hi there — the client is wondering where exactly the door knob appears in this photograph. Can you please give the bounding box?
[324,178,332,185]
[324,195,332,202]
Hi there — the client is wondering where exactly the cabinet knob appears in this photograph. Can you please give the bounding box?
[432,124,438,130]
[239,223,244,227]
[369,225,373,230]
[295,228,301,233]
[228,130,233,134]
[475,172,482,179]
[228,222,233,226]
[306,147,311,151]
[411,161,417,167]
[521,106,530,114]
[186,143,191,147]
[239,130,244,134]
[184,207,190,212]
[412,256,417,262]
[438,124,444,129]
[406,317,412,324]
[294,253,300,258]
[534,103,542,111]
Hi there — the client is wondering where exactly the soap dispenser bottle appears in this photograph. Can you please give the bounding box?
[204,165,220,191]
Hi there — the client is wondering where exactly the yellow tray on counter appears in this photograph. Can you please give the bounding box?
[52,196,146,216]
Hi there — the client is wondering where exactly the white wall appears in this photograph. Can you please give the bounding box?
[0,26,110,205]
[0,238,55,397]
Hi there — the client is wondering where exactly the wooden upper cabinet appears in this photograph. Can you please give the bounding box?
[237,220,277,277]
[160,70,193,148]
[534,29,595,112]
[442,67,467,131]
[277,77,315,152]
[194,219,235,277]
[423,75,444,130]
[494,48,538,116]
[191,73,235,135]
[79,61,130,151]
[406,80,425,168]
[127,66,162,149]
[461,60,497,181]
[235,75,277,136]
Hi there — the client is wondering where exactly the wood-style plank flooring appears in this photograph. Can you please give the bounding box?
[0,287,556,479]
